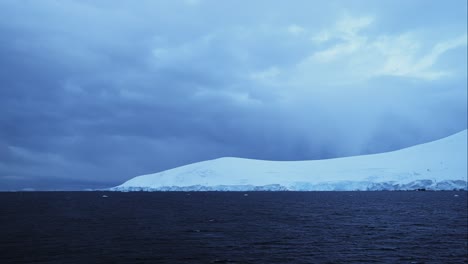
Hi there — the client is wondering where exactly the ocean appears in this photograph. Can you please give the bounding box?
[0,191,466,263]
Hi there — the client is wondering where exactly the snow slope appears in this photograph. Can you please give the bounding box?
[111,130,467,191]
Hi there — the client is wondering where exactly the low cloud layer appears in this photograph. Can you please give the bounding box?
[0,0,466,190]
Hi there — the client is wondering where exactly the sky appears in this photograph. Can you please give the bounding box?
[0,0,466,190]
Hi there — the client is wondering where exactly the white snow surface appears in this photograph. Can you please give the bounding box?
[112,130,467,191]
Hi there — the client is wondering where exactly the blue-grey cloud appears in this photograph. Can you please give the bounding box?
[0,0,466,190]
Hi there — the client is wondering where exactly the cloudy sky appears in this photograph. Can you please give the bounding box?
[0,0,466,190]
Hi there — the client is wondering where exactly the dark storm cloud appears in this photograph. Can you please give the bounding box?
[0,0,466,190]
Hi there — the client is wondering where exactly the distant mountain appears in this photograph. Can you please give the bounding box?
[111,130,467,191]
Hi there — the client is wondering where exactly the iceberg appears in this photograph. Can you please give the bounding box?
[111,130,467,191]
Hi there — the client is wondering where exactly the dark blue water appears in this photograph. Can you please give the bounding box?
[0,191,466,263]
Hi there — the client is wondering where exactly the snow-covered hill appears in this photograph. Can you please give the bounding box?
[111,130,467,191]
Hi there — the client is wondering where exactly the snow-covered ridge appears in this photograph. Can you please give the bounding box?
[111,130,467,191]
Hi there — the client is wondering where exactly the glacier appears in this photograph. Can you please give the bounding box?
[111,130,467,191]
